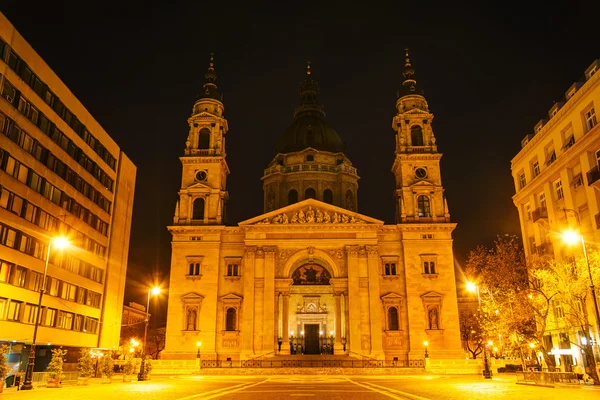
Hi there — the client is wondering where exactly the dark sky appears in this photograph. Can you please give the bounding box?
[3,1,598,323]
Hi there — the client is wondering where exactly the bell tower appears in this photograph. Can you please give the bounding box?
[173,54,229,225]
[392,49,450,223]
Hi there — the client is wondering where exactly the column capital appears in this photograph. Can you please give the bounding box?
[365,245,378,257]
[345,245,360,258]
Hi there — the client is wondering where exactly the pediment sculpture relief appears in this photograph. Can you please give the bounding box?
[258,206,365,225]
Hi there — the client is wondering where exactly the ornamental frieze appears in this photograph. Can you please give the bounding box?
[257,206,366,225]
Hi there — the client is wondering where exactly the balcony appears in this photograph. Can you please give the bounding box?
[535,242,554,256]
[587,165,600,189]
[532,207,548,223]
[263,163,358,177]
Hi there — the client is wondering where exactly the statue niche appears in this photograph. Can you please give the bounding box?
[291,263,331,285]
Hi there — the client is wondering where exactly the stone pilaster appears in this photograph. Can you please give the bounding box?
[345,245,361,355]
[241,246,256,358]
[366,245,383,359]
[263,246,277,353]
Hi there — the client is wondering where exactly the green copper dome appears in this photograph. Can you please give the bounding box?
[274,62,345,154]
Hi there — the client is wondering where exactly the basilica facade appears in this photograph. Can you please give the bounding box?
[162,52,464,361]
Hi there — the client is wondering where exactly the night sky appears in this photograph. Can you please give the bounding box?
[3,1,598,324]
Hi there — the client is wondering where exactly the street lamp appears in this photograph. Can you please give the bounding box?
[423,341,429,358]
[560,208,600,337]
[196,341,202,370]
[21,236,70,390]
[137,286,161,381]
[466,281,492,379]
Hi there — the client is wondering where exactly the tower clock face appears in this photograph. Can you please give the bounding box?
[195,170,208,182]
[415,167,427,179]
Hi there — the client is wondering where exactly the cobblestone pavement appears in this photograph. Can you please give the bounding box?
[1,373,599,399]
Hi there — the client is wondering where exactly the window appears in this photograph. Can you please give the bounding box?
[198,128,210,149]
[563,134,575,150]
[46,277,60,296]
[0,260,11,282]
[73,314,83,331]
[518,172,526,189]
[555,180,564,200]
[585,108,597,131]
[323,189,333,204]
[0,298,6,320]
[226,307,237,331]
[60,282,77,301]
[572,173,584,189]
[9,265,26,287]
[411,125,424,146]
[539,193,546,209]
[305,187,316,200]
[189,262,201,276]
[306,154,314,162]
[23,303,38,324]
[388,307,399,331]
[524,203,531,221]
[7,300,22,321]
[84,317,98,333]
[86,291,101,308]
[29,270,43,292]
[417,195,430,217]
[553,300,564,319]
[532,160,540,178]
[545,147,556,166]
[44,308,57,326]
[384,263,397,276]
[227,263,239,277]
[192,198,205,220]
[57,311,74,329]
[421,255,438,275]
[288,189,298,205]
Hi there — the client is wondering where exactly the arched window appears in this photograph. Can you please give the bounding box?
[323,189,333,204]
[411,125,424,146]
[226,307,237,331]
[417,195,430,217]
[288,189,298,205]
[388,307,399,331]
[193,198,205,220]
[198,128,210,149]
[345,190,354,211]
[305,187,316,199]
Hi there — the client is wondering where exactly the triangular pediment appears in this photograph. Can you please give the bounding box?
[381,292,404,301]
[182,182,212,191]
[420,291,443,299]
[181,292,204,302]
[411,180,434,187]
[238,198,384,226]
[220,293,243,301]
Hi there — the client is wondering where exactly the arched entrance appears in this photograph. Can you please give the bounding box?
[288,262,334,355]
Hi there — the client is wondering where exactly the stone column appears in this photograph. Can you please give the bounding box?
[366,245,383,359]
[334,292,343,353]
[186,194,192,223]
[281,292,290,354]
[263,246,276,353]
[346,245,361,355]
[241,247,256,358]
[253,248,265,353]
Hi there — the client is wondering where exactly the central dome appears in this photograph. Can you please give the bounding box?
[274,62,345,155]
[274,112,345,154]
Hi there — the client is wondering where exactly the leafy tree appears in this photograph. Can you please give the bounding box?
[123,352,134,376]
[46,348,67,381]
[0,344,9,383]
[459,310,483,359]
[101,350,114,379]
[78,348,94,378]
[146,327,166,359]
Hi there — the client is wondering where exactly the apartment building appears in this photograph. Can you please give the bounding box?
[0,12,136,370]
[511,58,599,371]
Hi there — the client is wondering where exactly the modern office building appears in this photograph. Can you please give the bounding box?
[163,52,464,361]
[0,12,136,371]
[511,58,600,370]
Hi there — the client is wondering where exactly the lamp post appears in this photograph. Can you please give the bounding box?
[21,236,70,390]
[137,286,161,381]
[423,341,429,358]
[329,330,335,355]
[561,208,600,337]
[196,341,202,370]
[467,281,492,379]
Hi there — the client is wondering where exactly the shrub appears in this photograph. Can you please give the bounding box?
[46,348,67,381]
[123,352,135,376]
[78,348,94,378]
[0,344,9,381]
[102,351,114,378]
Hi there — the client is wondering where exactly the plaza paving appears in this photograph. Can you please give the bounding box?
[1,373,599,399]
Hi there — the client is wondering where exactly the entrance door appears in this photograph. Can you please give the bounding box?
[304,324,320,354]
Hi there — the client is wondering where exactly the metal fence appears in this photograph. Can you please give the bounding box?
[197,359,424,369]
[516,371,580,386]
[31,371,80,386]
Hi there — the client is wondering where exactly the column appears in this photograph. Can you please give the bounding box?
[334,292,343,353]
[263,246,276,353]
[366,245,383,358]
[253,248,265,353]
[281,292,290,354]
[346,246,361,355]
[241,247,256,358]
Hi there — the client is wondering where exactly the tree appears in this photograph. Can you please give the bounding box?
[459,310,483,359]
[101,350,114,380]
[78,348,94,379]
[533,252,600,385]
[465,235,537,367]
[46,348,67,384]
[146,327,166,359]
[0,344,9,389]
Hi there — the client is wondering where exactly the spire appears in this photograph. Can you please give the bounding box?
[294,61,325,119]
[397,48,424,98]
[198,53,222,102]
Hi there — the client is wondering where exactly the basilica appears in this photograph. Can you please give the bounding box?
[162,52,464,361]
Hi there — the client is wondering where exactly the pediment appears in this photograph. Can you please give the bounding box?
[220,293,243,301]
[420,291,443,299]
[381,292,404,301]
[181,292,204,302]
[182,182,212,191]
[411,180,434,187]
[238,199,384,226]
